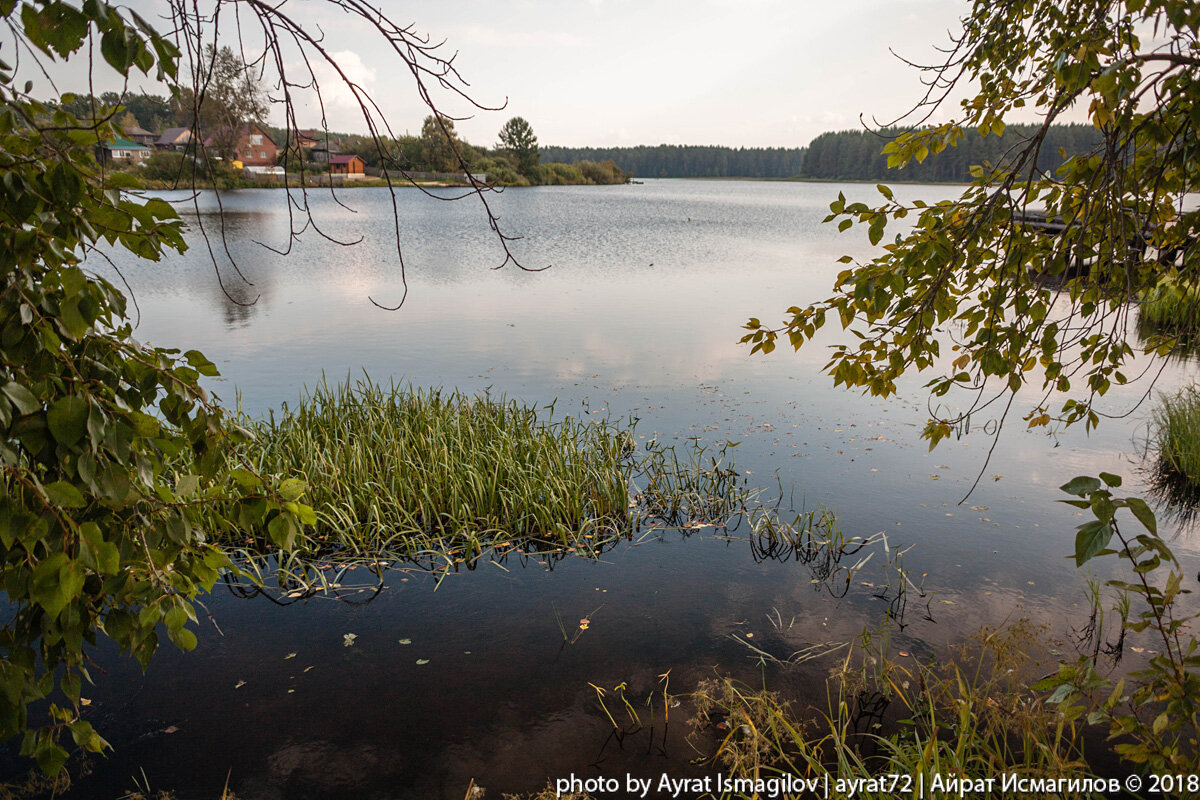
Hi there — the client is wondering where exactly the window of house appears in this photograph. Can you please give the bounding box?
[250,134,263,146]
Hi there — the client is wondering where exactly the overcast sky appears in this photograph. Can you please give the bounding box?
[27,0,983,149]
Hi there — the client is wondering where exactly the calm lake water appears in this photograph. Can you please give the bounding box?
[9,180,1200,797]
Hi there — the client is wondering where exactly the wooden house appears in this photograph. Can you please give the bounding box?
[329,154,366,176]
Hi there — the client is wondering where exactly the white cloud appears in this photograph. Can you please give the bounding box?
[280,49,379,130]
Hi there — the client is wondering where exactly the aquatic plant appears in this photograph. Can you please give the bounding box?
[1140,277,1200,339]
[218,378,764,591]
[1148,386,1200,500]
[691,621,1094,799]
[230,378,634,559]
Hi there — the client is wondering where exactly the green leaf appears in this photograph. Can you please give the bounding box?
[1124,497,1157,535]
[164,604,187,632]
[1060,476,1101,497]
[268,514,296,550]
[1,381,40,415]
[1074,520,1113,567]
[58,296,90,340]
[167,626,197,651]
[31,554,74,617]
[43,481,86,508]
[184,350,219,377]
[47,396,88,446]
[1098,471,1122,487]
[278,477,306,502]
[34,739,69,777]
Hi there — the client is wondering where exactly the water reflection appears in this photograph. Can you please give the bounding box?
[23,180,1200,798]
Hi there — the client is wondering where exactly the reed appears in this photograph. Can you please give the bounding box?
[690,621,1094,800]
[1138,277,1200,358]
[229,378,636,560]
[1140,277,1200,331]
[1149,386,1200,501]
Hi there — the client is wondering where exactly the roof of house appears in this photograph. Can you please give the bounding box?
[123,125,154,137]
[157,127,191,144]
[103,137,149,151]
[203,124,277,149]
[329,154,363,165]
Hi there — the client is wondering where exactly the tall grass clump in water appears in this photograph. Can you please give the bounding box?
[235,378,633,559]
[1138,277,1200,359]
[1150,386,1200,497]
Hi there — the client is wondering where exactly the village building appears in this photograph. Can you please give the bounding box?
[203,124,278,166]
[295,129,321,149]
[96,137,151,164]
[122,125,158,147]
[329,154,366,177]
[155,127,192,151]
[310,136,343,164]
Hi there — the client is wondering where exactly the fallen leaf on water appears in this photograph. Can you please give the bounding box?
[745,632,754,638]
[235,680,246,689]
[399,638,412,645]
[287,689,295,694]
[898,652,909,657]
[416,659,430,665]
[343,633,357,647]
[80,698,91,707]
[162,726,179,734]
[284,653,296,660]
[303,666,314,673]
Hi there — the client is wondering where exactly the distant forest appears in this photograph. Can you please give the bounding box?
[539,144,806,179]
[801,124,1104,182]
[543,124,1103,182]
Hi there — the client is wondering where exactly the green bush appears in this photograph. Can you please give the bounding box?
[537,162,587,185]
[576,159,630,185]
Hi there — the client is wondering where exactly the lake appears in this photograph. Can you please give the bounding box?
[9,179,1200,798]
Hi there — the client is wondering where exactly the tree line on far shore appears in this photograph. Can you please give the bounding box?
[801,123,1103,182]
[541,144,807,179]
[541,123,1104,182]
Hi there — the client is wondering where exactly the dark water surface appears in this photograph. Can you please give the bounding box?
[10,180,1200,798]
